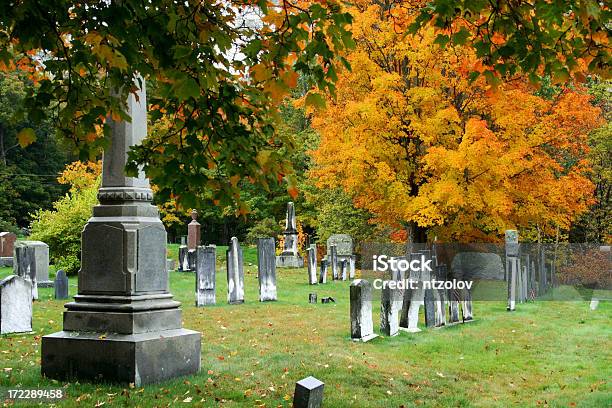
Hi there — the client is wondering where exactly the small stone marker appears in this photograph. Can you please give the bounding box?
[0,275,32,334]
[380,285,399,337]
[54,270,69,300]
[309,293,317,303]
[166,258,176,272]
[196,245,216,306]
[350,279,377,342]
[257,238,277,302]
[226,237,244,304]
[307,244,317,285]
[330,245,338,280]
[319,260,328,284]
[321,296,335,303]
[589,298,599,311]
[293,376,324,408]
[187,209,201,250]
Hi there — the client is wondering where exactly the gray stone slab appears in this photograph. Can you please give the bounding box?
[166,258,176,272]
[227,237,244,304]
[380,285,399,337]
[178,246,196,272]
[319,260,328,284]
[307,245,317,285]
[350,279,377,341]
[257,238,277,301]
[330,245,338,280]
[13,243,38,300]
[451,252,504,280]
[293,376,324,408]
[0,275,32,334]
[54,270,69,299]
[0,257,13,267]
[326,234,353,256]
[196,245,216,306]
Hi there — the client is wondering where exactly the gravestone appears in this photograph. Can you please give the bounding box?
[227,237,245,304]
[448,290,460,324]
[505,230,519,311]
[330,245,338,280]
[195,245,216,306]
[327,234,355,279]
[14,240,52,289]
[293,376,324,408]
[319,260,328,284]
[166,258,176,272]
[340,259,348,281]
[54,270,69,300]
[13,243,38,300]
[433,265,447,327]
[309,293,317,303]
[0,275,32,334]
[461,289,474,321]
[589,298,599,311]
[41,77,201,386]
[187,209,201,250]
[257,238,277,301]
[276,202,304,268]
[0,232,16,267]
[380,285,399,337]
[350,279,377,342]
[178,245,196,272]
[450,252,504,280]
[399,253,423,333]
[307,244,317,285]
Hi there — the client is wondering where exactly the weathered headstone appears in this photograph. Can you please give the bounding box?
[196,245,216,306]
[14,240,52,289]
[327,234,355,279]
[319,260,328,284]
[448,290,460,324]
[257,238,277,301]
[54,270,69,300]
[276,202,304,268]
[589,298,599,311]
[307,244,317,285]
[380,285,399,337]
[0,275,32,334]
[227,237,245,304]
[433,265,447,327]
[309,293,317,303]
[505,230,519,311]
[293,376,324,408]
[420,251,436,328]
[13,243,38,299]
[399,253,423,333]
[330,245,338,280]
[187,209,201,250]
[461,288,474,322]
[41,77,200,385]
[178,245,196,272]
[0,232,16,267]
[350,279,377,342]
[166,258,176,272]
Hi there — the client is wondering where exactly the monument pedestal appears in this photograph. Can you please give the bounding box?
[276,252,304,268]
[42,329,200,385]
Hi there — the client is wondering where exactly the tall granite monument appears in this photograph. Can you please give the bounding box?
[41,78,201,385]
[276,202,304,268]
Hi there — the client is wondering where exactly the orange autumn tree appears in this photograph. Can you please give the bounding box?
[308,0,604,242]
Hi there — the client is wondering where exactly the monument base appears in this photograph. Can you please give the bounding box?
[41,328,200,386]
[275,254,304,268]
[0,257,13,267]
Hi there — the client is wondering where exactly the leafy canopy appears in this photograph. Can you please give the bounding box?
[0,0,353,209]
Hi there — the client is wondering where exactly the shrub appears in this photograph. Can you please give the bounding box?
[245,218,281,245]
[29,161,100,275]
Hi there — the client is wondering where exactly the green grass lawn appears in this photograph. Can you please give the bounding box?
[0,256,610,407]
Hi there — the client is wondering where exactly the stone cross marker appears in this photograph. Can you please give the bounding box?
[0,232,16,258]
[307,244,317,285]
[293,376,324,408]
[276,202,304,268]
[0,275,32,334]
[380,285,399,337]
[227,237,245,304]
[257,238,277,302]
[54,270,69,300]
[350,279,377,342]
[505,230,519,311]
[196,245,216,306]
[41,78,201,386]
[187,209,201,250]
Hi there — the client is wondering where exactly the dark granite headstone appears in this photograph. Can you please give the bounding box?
[187,209,200,250]
[309,293,317,304]
[293,376,324,408]
[54,270,69,300]
[380,285,399,336]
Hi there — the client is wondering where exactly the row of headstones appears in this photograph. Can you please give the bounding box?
[178,237,277,306]
[350,278,474,341]
[505,230,556,311]
[307,244,356,284]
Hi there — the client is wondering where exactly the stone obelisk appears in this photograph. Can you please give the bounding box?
[275,202,304,268]
[41,78,201,385]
